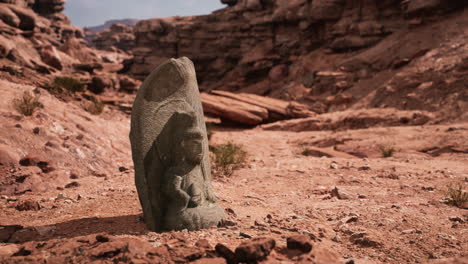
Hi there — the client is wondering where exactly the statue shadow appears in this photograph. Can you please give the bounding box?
[10,214,148,243]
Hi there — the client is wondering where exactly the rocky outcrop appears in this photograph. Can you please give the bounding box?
[127,0,430,88]
[122,0,467,121]
[0,0,102,79]
[201,90,315,125]
[261,108,433,131]
[91,23,135,52]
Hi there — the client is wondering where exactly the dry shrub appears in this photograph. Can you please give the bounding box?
[83,95,104,115]
[379,145,396,158]
[445,183,468,208]
[13,91,42,116]
[210,142,247,177]
[45,77,85,94]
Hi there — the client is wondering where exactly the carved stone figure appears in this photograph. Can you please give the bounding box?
[130,57,225,232]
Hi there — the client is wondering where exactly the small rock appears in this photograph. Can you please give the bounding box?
[215,243,236,264]
[239,232,252,239]
[15,200,41,211]
[219,219,237,227]
[341,215,359,224]
[19,154,54,173]
[358,165,371,171]
[330,162,339,170]
[0,225,23,243]
[65,182,80,189]
[332,235,342,242]
[70,172,79,179]
[449,217,464,223]
[195,239,212,249]
[32,127,40,134]
[0,244,20,257]
[349,233,381,248]
[225,208,237,217]
[55,193,67,200]
[402,229,416,234]
[96,234,110,243]
[234,237,276,263]
[118,166,128,172]
[287,235,313,253]
[330,187,352,200]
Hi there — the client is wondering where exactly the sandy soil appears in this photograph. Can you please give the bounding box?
[1,121,467,263]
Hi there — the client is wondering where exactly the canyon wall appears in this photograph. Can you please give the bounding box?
[127,0,462,92]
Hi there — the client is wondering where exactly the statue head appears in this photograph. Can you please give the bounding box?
[181,126,204,165]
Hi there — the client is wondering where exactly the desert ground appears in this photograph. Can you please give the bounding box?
[0,0,467,263]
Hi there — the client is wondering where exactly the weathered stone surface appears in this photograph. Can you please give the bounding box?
[234,237,276,263]
[0,225,23,243]
[262,109,433,132]
[287,235,313,253]
[202,90,315,125]
[91,23,135,52]
[119,75,141,93]
[127,0,400,94]
[88,75,113,94]
[130,57,224,232]
[40,45,62,70]
[201,92,268,125]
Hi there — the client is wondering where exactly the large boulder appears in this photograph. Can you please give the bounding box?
[40,45,62,70]
[0,5,20,28]
[32,0,65,15]
[119,76,141,93]
[8,5,36,31]
[88,75,114,94]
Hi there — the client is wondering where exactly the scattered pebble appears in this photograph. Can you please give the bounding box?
[65,182,80,189]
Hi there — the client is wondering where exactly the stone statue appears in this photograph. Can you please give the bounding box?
[130,57,225,232]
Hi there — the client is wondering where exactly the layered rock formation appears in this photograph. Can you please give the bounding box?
[122,0,467,121]
[128,0,463,87]
[90,23,135,52]
[0,0,142,98]
[0,0,98,80]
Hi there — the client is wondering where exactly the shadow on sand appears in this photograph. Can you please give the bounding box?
[8,214,148,243]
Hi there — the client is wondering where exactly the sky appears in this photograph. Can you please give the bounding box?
[64,0,225,27]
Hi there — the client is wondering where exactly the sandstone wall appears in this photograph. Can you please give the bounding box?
[128,0,464,94]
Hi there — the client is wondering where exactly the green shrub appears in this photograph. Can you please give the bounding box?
[379,145,396,158]
[210,142,247,177]
[13,91,42,116]
[83,95,104,115]
[445,183,468,208]
[45,77,84,94]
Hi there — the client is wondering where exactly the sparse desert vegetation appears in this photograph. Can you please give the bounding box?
[445,183,468,208]
[210,142,247,177]
[45,76,85,95]
[12,91,42,116]
[379,144,396,158]
[0,0,467,263]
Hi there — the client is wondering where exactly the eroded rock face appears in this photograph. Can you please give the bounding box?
[129,0,400,90]
[32,0,65,16]
[91,23,135,52]
[130,57,225,232]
